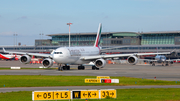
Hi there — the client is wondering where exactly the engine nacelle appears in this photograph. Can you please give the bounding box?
[127,56,138,65]
[42,58,53,68]
[20,55,31,64]
[94,59,106,68]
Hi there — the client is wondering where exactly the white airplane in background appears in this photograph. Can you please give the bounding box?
[142,47,179,66]
[146,54,179,66]
[3,23,172,71]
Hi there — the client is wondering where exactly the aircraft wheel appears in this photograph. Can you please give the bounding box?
[67,66,70,70]
[78,66,84,70]
[62,66,66,70]
[78,66,80,70]
[96,67,99,70]
[81,66,85,70]
[165,64,169,66]
[92,66,96,70]
[92,66,99,70]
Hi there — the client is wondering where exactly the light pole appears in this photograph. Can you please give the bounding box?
[39,33,42,45]
[13,33,15,50]
[13,33,18,50]
[16,34,18,46]
[13,33,15,47]
[67,23,72,47]
[39,33,44,52]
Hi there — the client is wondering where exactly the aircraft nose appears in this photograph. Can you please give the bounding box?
[162,59,165,61]
[53,54,64,62]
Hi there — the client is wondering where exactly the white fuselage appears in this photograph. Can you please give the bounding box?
[53,47,100,65]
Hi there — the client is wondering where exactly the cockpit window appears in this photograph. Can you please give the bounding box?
[54,52,63,54]
[161,57,166,59]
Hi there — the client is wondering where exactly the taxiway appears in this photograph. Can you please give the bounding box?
[0,61,180,81]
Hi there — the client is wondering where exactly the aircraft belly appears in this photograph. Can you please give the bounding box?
[55,56,79,64]
[74,59,90,64]
[67,56,79,63]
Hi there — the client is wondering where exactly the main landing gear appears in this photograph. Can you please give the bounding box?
[78,65,85,70]
[78,65,100,70]
[58,64,70,71]
[57,64,100,71]
[165,61,169,66]
[92,66,99,70]
[162,62,169,66]
[151,62,170,66]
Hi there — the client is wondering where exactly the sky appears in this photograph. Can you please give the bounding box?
[0,0,180,46]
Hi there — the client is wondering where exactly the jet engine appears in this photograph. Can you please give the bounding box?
[127,56,138,65]
[42,58,53,68]
[94,59,106,68]
[20,55,31,64]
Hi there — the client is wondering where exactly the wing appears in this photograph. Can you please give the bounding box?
[3,48,52,58]
[141,59,158,62]
[166,59,180,62]
[80,52,170,60]
[100,45,149,51]
[100,46,132,51]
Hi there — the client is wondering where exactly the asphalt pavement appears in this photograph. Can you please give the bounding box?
[1,60,180,92]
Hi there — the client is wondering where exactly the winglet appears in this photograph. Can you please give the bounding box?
[3,48,7,53]
[94,23,102,47]
[170,49,176,55]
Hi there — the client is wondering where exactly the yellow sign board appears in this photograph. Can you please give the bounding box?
[72,91,81,99]
[54,91,71,100]
[81,90,99,99]
[33,91,54,100]
[100,89,116,99]
[32,89,116,100]
[85,78,101,83]
[97,76,110,79]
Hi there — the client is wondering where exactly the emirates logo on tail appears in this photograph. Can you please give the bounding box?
[94,23,102,47]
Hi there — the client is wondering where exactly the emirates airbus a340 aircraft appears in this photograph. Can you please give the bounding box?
[3,23,171,70]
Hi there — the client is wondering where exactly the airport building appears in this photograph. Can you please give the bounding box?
[35,31,180,47]
[42,32,141,46]
[1,31,180,59]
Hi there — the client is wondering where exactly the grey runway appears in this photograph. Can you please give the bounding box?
[1,85,180,93]
[0,61,180,81]
[1,61,180,92]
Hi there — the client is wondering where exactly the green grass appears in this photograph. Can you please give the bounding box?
[1,88,180,101]
[0,75,180,87]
